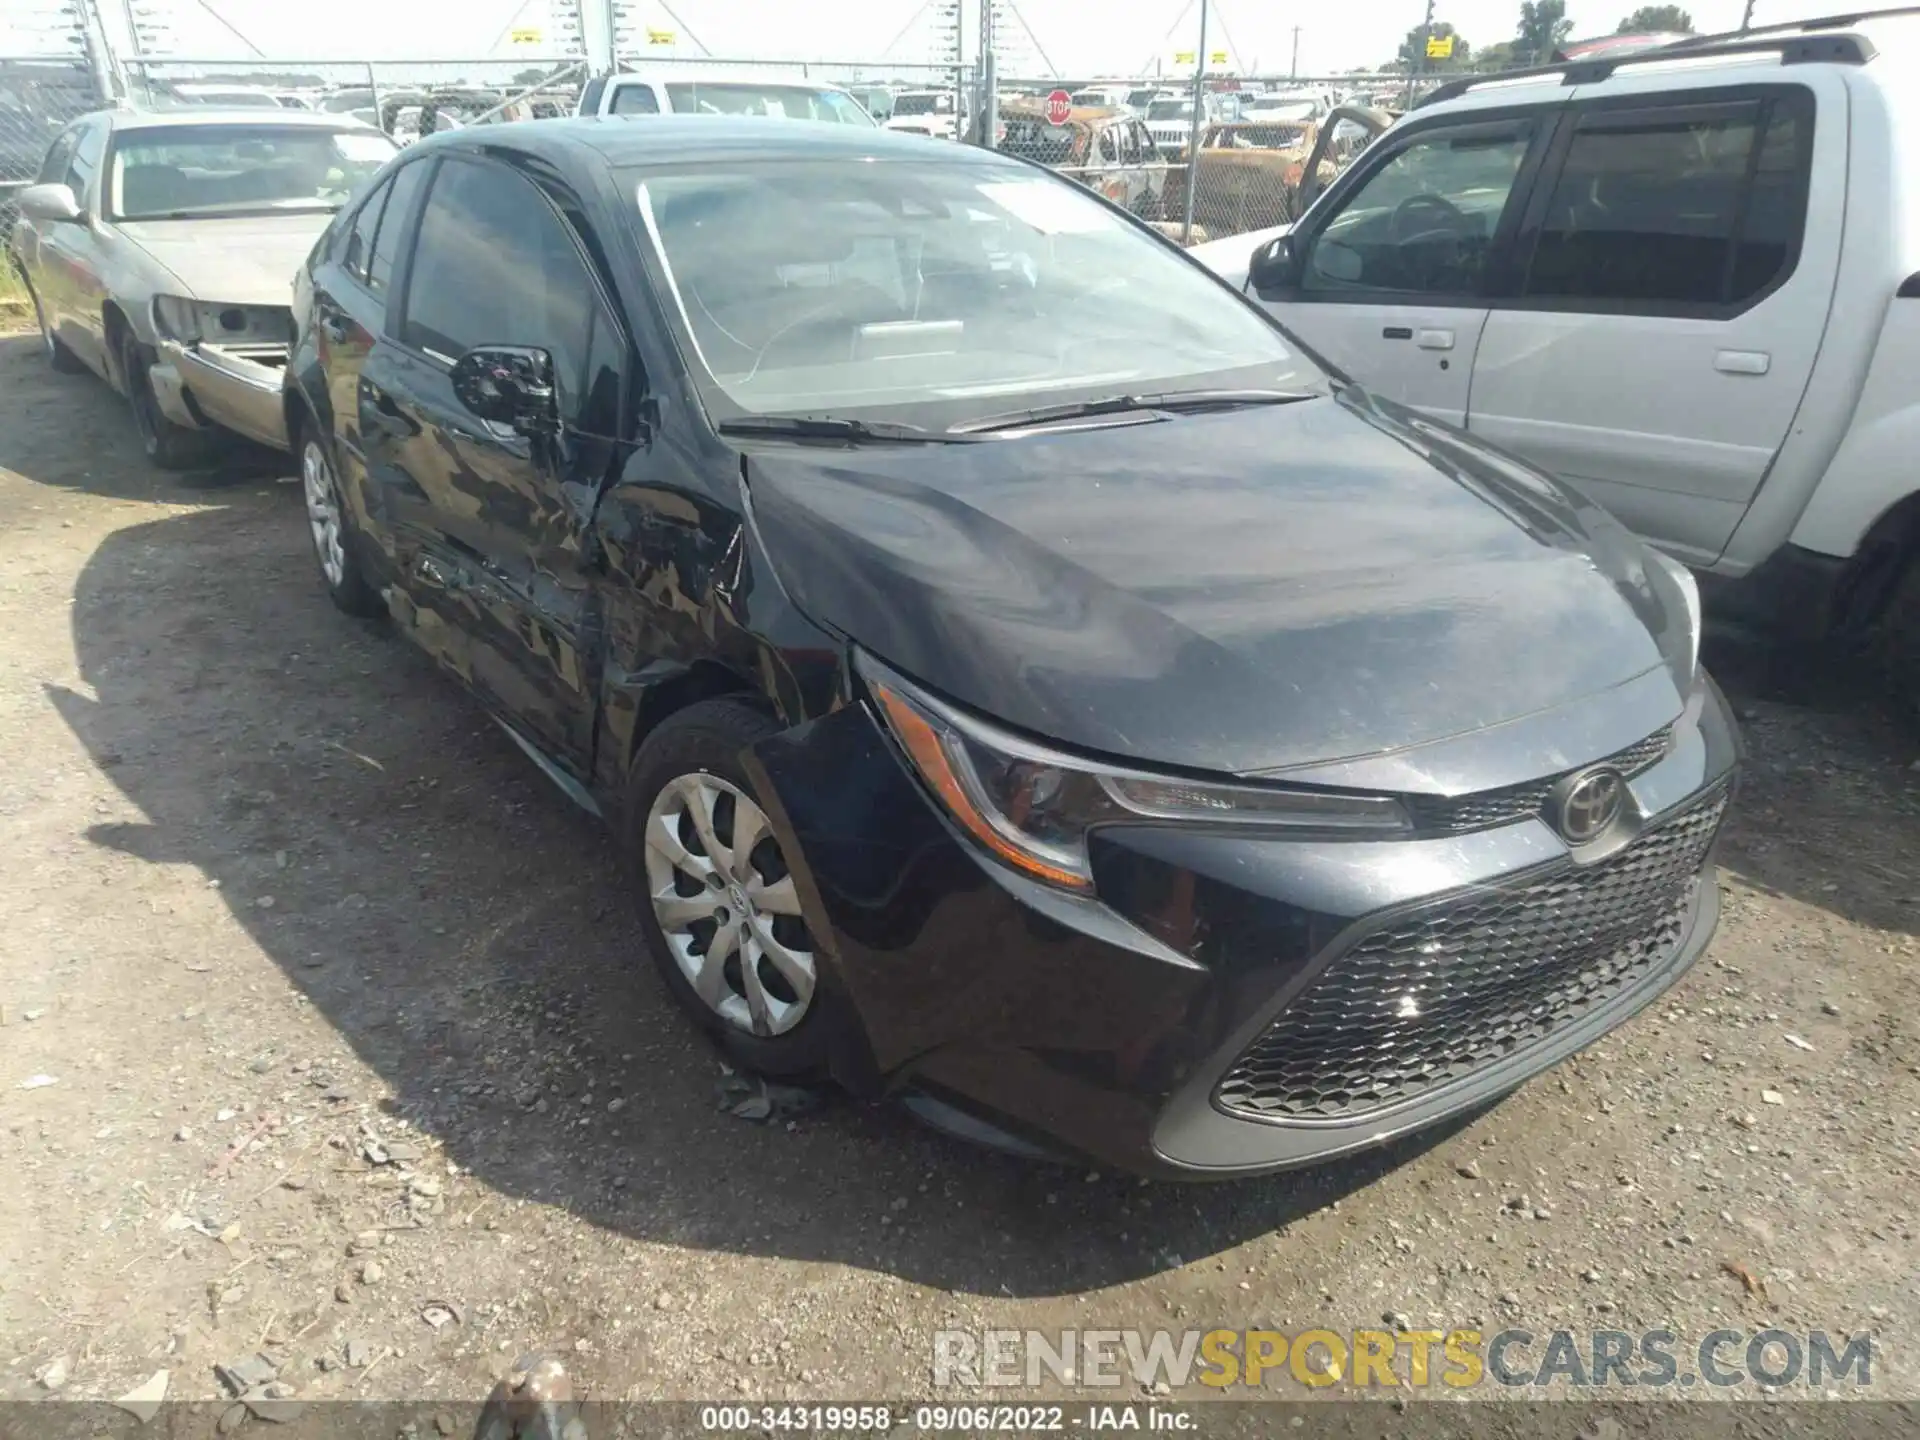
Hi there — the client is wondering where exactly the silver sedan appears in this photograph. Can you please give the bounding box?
[6,107,394,468]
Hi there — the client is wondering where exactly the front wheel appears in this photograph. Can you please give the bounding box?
[299,428,384,617]
[624,699,832,1079]
[119,331,218,471]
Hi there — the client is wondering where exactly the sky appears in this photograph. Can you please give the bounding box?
[2,0,1865,79]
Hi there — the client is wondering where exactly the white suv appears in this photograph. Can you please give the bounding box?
[575,69,874,126]
[1194,11,1920,658]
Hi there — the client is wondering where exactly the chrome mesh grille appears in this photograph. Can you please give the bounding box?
[1215,783,1728,1124]
[1406,727,1673,836]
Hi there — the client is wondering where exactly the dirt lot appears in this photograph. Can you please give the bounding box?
[1,323,1918,1411]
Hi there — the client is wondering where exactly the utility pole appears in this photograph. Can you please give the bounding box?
[1290,25,1301,79]
[1181,0,1208,245]
[1740,0,1757,30]
[1407,0,1435,109]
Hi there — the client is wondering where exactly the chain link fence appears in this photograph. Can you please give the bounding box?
[120,58,591,143]
[1,55,103,241]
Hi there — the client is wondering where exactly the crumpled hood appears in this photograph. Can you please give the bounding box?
[117,213,330,306]
[744,388,1692,777]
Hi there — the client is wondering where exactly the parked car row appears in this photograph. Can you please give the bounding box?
[10,94,1742,1180]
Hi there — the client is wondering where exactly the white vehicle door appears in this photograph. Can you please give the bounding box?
[1466,77,1839,565]
[1246,112,1553,427]
[34,117,110,374]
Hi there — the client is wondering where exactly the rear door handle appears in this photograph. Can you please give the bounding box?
[1382,326,1413,340]
[1415,329,1455,351]
[1715,350,1771,375]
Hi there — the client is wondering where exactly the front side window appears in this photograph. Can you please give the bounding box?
[1520,97,1808,309]
[893,94,953,117]
[399,158,618,429]
[631,157,1325,427]
[1302,126,1531,296]
[108,124,397,221]
[663,83,872,125]
[37,127,78,186]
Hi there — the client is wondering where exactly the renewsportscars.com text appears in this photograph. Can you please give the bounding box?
[932,1328,1874,1391]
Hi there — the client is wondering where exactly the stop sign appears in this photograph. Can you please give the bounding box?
[1044,89,1072,125]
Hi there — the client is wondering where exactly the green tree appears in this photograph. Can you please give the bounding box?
[1476,39,1521,68]
[1616,4,1694,32]
[1396,20,1472,70]
[1516,0,1575,64]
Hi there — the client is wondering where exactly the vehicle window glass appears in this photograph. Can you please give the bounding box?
[1095,127,1117,165]
[62,122,104,204]
[107,123,396,220]
[366,158,426,294]
[38,128,77,186]
[401,158,619,429]
[1303,128,1530,296]
[610,83,661,115]
[342,174,390,282]
[1521,103,1795,307]
[659,83,871,125]
[630,160,1327,427]
[1121,124,1141,164]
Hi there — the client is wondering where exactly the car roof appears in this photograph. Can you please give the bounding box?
[417,114,1017,170]
[108,107,378,132]
[610,69,858,93]
[1418,7,1920,114]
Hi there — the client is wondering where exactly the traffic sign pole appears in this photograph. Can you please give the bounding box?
[1182,0,1208,245]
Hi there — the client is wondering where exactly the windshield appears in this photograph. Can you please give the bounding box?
[893,93,950,116]
[1248,99,1318,121]
[664,82,873,125]
[1147,100,1192,121]
[1215,123,1311,150]
[109,124,398,220]
[630,158,1324,428]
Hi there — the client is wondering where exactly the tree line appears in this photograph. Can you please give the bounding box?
[1385,3,1695,73]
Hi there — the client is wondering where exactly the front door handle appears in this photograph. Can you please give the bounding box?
[1415,329,1455,351]
[1715,350,1771,375]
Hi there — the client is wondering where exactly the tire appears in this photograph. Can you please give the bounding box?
[119,329,219,471]
[296,421,385,618]
[22,274,85,374]
[623,699,833,1079]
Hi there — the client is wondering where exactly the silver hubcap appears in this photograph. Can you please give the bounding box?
[302,440,346,587]
[643,772,816,1037]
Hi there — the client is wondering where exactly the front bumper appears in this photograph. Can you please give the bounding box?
[157,339,290,451]
[746,672,1739,1179]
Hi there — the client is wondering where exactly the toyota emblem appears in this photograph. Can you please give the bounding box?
[1555,767,1625,844]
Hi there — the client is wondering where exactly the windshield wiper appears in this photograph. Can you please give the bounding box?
[948,388,1317,435]
[717,415,978,445]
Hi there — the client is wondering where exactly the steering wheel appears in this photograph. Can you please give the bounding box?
[1387,193,1472,288]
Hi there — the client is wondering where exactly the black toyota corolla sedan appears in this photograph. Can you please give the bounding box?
[284,117,1736,1178]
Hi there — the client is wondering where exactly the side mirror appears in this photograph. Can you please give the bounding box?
[1248,233,1296,293]
[451,346,558,435]
[18,182,84,224]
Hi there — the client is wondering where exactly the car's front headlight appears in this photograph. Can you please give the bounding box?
[859,653,1411,893]
[151,295,292,347]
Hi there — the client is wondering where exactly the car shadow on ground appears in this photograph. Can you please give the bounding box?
[50,493,1488,1299]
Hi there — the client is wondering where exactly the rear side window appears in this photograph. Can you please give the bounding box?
[610,83,661,115]
[1519,94,1810,311]
[342,176,389,282]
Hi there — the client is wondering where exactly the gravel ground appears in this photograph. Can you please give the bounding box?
[1,326,1917,1412]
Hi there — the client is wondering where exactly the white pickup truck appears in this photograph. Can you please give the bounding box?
[1194,10,1920,675]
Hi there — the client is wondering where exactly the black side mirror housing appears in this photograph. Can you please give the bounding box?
[1248,234,1297,294]
[451,346,559,435]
